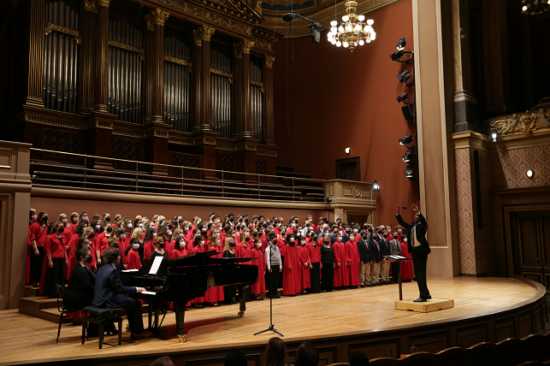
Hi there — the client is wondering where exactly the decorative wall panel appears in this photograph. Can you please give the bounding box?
[111,139,142,171]
[43,129,80,158]
[256,158,267,175]
[172,152,200,179]
[215,152,234,179]
[43,0,80,113]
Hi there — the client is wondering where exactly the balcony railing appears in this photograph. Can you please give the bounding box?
[29,148,327,202]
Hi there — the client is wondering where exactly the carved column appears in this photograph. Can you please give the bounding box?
[23,0,46,107]
[191,26,217,180]
[78,0,98,114]
[233,40,254,137]
[233,44,243,136]
[264,55,275,145]
[93,0,110,112]
[451,0,478,132]
[144,8,170,176]
[192,26,215,131]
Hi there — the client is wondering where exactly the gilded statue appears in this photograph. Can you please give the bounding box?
[490,108,550,135]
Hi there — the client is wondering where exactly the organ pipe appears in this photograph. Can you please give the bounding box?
[210,43,232,138]
[250,55,263,142]
[164,31,191,131]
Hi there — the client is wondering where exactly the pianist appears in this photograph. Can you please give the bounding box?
[92,247,152,340]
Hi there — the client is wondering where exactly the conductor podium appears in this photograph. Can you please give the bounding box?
[387,255,455,313]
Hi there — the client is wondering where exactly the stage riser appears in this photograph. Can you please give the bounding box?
[23,285,548,366]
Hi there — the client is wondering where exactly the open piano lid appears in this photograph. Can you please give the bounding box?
[168,250,256,267]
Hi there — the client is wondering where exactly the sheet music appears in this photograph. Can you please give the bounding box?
[141,291,157,296]
[149,256,164,275]
[122,269,139,272]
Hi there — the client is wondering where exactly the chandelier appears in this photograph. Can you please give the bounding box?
[521,0,550,15]
[327,0,376,52]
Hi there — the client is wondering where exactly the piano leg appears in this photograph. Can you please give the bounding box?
[238,285,250,317]
[175,302,187,343]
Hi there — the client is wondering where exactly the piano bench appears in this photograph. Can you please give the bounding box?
[81,306,124,349]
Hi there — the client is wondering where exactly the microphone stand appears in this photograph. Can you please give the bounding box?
[254,243,284,337]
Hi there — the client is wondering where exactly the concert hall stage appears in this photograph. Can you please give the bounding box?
[0,277,546,366]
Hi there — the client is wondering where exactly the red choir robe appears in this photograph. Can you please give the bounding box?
[332,240,347,287]
[204,243,225,303]
[125,247,142,270]
[27,222,44,284]
[400,241,414,280]
[87,236,97,269]
[143,240,154,260]
[344,240,361,287]
[261,235,269,250]
[282,243,300,295]
[39,234,66,295]
[251,246,266,295]
[170,247,188,260]
[166,240,177,256]
[297,244,311,290]
[184,230,194,244]
[65,233,80,279]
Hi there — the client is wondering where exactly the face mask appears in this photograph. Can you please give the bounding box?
[337,237,342,242]
[398,229,402,232]
[230,242,236,247]
[86,256,93,264]
[159,243,165,249]
[245,237,250,242]
[139,223,143,227]
[82,217,88,221]
[324,241,330,245]
[292,223,296,227]
[62,218,67,223]
[301,241,305,245]
[363,236,368,241]
[216,239,220,244]
[200,241,205,245]
[88,234,95,239]
[256,242,261,247]
[325,233,329,237]
[43,216,48,221]
[290,238,295,242]
[153,233,157,237]
[350,236,355,241]
[185,226,190,231]
[128,223,133,228]
[216,219,220,223]
[180,241,186,247]
[105,217,110,222]
[202,227,206,232]
[107,227,112,233]
[278,223,281,227]
[354,229,358,233]
[133,244,139,249]
[384,234,388,238]
[95,225,100,230]
[167,230,172,235]
[120,234,126,239]
[178,219,183,224]
[32,215,37,219]
[73,217,79,223]
[404,238,408,242]
[58,227,65,233]
[178,233,184,238]
[230,218,234,222]
[232,233,236,237]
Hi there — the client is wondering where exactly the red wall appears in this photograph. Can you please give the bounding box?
[273,0,418,225]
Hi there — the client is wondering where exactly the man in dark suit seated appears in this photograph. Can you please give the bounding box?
[92,247,152,339]
[395,203,431,302]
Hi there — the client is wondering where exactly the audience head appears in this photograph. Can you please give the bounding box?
[149,356,174,366]
[76,247,91,264]
[266,337,288,366]
[294,341,319,366]
[224,349,247,366]
[350,351,369,366]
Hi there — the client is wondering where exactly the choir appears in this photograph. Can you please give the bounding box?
[27,210,415,304]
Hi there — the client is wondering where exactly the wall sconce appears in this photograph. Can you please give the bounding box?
[527,169,534,179]
[489,128,500,142]
[345,147,351,154]
[372,179,380,192]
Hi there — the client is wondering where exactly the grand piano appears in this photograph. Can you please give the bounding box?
[121,250,258,342]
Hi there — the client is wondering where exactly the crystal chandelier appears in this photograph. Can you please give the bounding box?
[521,0,550,15]
[327,0,376,52]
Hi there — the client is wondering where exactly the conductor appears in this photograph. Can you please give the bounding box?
[395,203,431,302]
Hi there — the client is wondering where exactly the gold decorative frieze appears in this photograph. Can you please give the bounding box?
[169,134,194,145]
[253,37,273,53]
[193,25,216,46]
[251,80,263,89]
[45,22,81,44]
[257,146,277,158]
[211,68,233,83]
[97,0,111,7]
[236,39,255,55]
[146,8,170,31]
[112,124,146,138]
[84,0,98,13]
[164,55,190,67]
[490,108,550,136]
[87,119,113,130]
[255,1,263,15]
[265,55,275,68]
[216,141,237,151]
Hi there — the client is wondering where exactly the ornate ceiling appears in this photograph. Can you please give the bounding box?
[257,0,399,37]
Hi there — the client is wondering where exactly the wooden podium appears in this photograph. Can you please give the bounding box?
[388,256,454,313]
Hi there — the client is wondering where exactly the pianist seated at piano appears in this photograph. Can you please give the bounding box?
[92,247,152,340]
[151,236,169,262]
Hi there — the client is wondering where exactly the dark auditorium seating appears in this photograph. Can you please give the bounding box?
[399,352,436,366]
[468,342,497,366]
[435,347,469,366]
[496,338,523,366]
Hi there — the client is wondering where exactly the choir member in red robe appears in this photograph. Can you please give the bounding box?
[29,211,47,286]
[204,234,224,305]
[170,237,188,259]
[143,227,156,260]
[125,238,142,270]
[297,237,311,294]
[345,234,361,288]
[307,234,321,293]
[40,222,68,298]
[332,234,347,289]
[400,235,414,281]
[282,234,299,296]
[190,235,207,307]
[251,238,266,300]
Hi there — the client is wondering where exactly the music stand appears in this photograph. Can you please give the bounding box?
[385,255,410,300]
[254,242,284,337]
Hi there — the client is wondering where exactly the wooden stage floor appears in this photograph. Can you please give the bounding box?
[0,277,540,365]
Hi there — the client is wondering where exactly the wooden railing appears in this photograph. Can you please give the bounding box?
[29,148,327,202]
